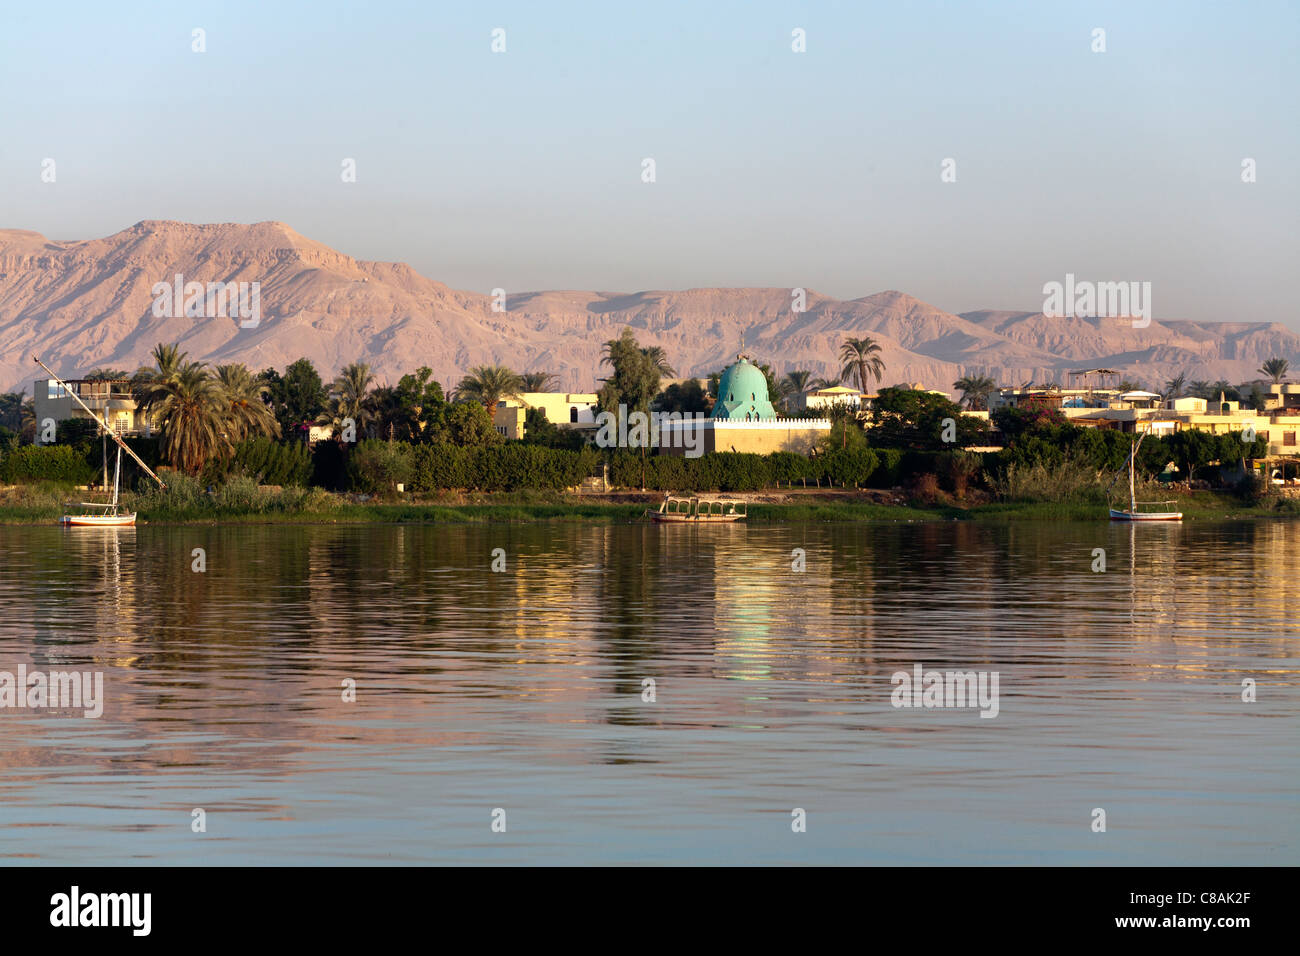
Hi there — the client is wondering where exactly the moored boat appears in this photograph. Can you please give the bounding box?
[60,505,137,528]
[649,494,747,523]
[1108,431,1183,521]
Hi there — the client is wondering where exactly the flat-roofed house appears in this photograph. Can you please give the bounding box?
[494,392,601,440]
[33,377,142,442]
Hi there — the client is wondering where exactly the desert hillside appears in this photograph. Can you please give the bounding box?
[1,221,1296,395]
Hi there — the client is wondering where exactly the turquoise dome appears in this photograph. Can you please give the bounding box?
[712,358,777,420]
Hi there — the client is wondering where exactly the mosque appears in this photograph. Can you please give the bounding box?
[658,354,830,456]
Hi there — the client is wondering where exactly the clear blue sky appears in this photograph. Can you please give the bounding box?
[1,0,1296,323]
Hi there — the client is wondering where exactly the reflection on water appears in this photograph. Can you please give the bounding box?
[0,519,1296,864]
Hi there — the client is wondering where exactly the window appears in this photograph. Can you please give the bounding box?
[570,407,578,423]
[47,380,66,399]
[1285,432,1296,447]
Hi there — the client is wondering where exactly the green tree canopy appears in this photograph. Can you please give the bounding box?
[871,387,988,450]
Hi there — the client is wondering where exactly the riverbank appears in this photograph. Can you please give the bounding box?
[3,483,1298,524]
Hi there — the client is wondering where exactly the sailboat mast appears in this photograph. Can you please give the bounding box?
[1130,441,1136,513]
[113,444,122,509]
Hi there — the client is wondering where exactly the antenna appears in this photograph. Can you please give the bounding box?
[33,356,167,489]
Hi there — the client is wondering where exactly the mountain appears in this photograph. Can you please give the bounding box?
[2,221,1297,396]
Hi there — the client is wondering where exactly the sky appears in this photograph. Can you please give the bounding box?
[1,0,1297,323]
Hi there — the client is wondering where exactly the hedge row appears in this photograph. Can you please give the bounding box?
[0,445,97,484]
[341,442,885,493]
[231,437,313,486]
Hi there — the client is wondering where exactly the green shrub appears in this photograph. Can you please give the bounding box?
[866,447,905,487]
[820,447,879,487]
[347,440,414,494]
[0,444,96,485]
[231,437,313,486]
[213,475,267,512]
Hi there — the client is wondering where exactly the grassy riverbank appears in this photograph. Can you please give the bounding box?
[3,481,1298,525]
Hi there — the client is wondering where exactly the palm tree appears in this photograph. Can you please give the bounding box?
[1165,372,1187,399]
[133,342,192,434]
[0,388,26,432]
[1259,358,1289,384]
[215,363,280,443]
[640,346,676,377]
[331,362,376,426]
[1187,380,1213,400]
[810,376,842,390]
[520,372,559,392]
[453,365,524,410]
[839,337,886,391]
[20,397,36,443]
[952,374,998,410]
[148,362,227,474]
[780,370,813,398]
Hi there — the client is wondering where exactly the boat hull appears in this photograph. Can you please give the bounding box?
[650,513,744,523]
[1108,509,1182,522]
[60,513,137,527]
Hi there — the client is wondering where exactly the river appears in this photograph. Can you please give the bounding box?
[0,520,1295,864]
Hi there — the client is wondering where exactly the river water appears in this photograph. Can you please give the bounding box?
[0,520,1295,864]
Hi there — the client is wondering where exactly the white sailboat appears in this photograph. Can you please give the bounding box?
[62,442,136,527]
[1108,431,1182,521]
[34,356,167,527]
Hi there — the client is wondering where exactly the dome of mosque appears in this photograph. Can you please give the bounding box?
[711,357,777,420]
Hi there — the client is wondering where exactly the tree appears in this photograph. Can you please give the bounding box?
[654,379,710,414]
[598,328,666,413]
[84,368,131,380]
[1211,380,1241,403]
[780,370,813,398]
[0,390,25,433]
[19,398,36,443]
[1259,358,1289,384]
[871,387,988,450]
[1165,372,1187,399]
[521,407,559,445]
[453,365,523,410]
[707,371,723,400]
[278,358,329,436]
[215,363,280,443]
[991,395,1068,442]
[133,343,191,433]
[839,337,886,391]
[810,376,842,390]
[1166,428,1223,482]
[640,346,675,378]
[520,372,559,392]
[429,401,502,446]
[953,374,997,410]
[327,362,376,435]
[147,362,227,474]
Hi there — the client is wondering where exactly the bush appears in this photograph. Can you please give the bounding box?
[819,447,879,487]
[347,440,413,494]
[0,444,97,485]
[867,447,905,487]
[989,459,1110,503]
[213,475,267,512]
[312,440,348,491]
[231,437,313,486]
